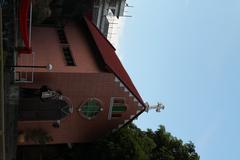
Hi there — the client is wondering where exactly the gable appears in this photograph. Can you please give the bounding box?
[81,17,146,110]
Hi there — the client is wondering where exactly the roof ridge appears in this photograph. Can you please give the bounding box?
[83,17,146,109]
[84,17,117,51]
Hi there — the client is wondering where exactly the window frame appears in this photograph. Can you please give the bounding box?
[56,27,76,66]
[78,98,103,120]
[108,97,127,120]
[62,47,76,66]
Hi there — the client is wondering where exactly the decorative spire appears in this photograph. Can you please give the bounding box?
[145,102,165,112]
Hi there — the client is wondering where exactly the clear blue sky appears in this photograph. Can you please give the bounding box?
[117,0,240,159]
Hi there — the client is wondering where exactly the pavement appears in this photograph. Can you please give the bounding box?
[1,0,19,160]
[0,6,5,160]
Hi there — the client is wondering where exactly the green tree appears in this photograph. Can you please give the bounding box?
[26,123,200,160]
[146,125,200,160]
[75,124,200,160]
[92,123,156,160]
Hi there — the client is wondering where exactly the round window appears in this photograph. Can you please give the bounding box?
[79,98,103,119]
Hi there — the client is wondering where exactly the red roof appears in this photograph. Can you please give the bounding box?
[84,18,146,109]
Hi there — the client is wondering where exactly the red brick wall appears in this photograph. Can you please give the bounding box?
[16,22,142,145]
[17,23,101,73]
[18,72,139,144]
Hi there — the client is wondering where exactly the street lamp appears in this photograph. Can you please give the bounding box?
[9,64,53,71]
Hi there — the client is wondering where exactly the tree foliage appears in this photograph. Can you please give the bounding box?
[57,124,200,160]
[32,0,53,24]
[25,128,53,145]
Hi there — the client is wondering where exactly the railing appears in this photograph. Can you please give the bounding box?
[14,52,35,83]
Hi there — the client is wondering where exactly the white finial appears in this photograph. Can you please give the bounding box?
[145,102,165,113]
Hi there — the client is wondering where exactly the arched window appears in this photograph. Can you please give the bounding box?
[79,98,103,120]
[19,87,73,121]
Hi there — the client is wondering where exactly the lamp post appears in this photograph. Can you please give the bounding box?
[9,64,53,71]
